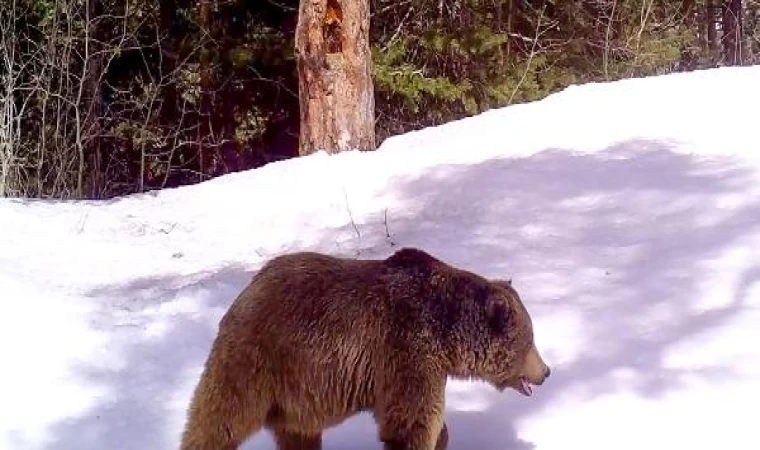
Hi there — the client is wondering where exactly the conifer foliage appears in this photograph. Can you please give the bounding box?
[1,0,757,198]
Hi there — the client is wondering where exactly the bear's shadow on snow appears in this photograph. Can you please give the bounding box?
[363,138,759,449]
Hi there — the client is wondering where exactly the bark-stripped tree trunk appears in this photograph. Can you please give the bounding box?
[295,0,375,156]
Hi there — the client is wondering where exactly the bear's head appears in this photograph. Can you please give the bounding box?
[384,247,550,397]
[477,278,551,396]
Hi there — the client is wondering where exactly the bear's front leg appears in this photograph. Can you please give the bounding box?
[375,364,447,450]
[379,417,446,450]
[435,422,448,450]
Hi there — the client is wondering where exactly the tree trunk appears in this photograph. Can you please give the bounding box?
[197,0,212,181]
[707,0,719,52]
[85,0,104,198]
[722,0,743,64]
[159,0,178,134]
[219,37,239,175]
[295,0,375,156]
[745,4,758,61]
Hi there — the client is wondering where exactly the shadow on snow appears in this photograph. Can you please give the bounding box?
[41,138,760,450]
[376,138,759,449]
[42,264,255,450]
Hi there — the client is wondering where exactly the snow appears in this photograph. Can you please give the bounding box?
[1,65,759,450]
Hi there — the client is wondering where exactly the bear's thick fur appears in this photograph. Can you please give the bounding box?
[179,247,550,450]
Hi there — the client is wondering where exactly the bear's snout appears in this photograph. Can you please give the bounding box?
[523,344,550,385]
[534,365,550,386]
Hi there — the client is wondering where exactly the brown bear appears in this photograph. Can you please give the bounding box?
[179,247,550,450]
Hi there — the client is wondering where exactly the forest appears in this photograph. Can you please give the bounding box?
[1,0,757,199]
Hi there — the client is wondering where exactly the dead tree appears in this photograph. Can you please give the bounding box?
[295,0,376,156]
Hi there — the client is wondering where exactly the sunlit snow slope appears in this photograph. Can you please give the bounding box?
[1,65,759,450]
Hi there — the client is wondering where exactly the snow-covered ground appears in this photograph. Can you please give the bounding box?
[1,65,759,450]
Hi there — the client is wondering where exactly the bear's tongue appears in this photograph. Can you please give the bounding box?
[520,378,533,396]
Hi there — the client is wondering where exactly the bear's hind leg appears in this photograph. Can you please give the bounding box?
[180,386,269,450]
[272,428,323,450]
[179,353,272,450]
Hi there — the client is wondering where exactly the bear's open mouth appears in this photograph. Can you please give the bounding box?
[517,376,533,396]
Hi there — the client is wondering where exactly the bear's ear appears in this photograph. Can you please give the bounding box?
[486,298,510,334]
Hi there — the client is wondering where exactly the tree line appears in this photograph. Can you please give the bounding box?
[1,0,757,199]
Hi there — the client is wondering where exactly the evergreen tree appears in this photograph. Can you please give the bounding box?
[1,0,758,199]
